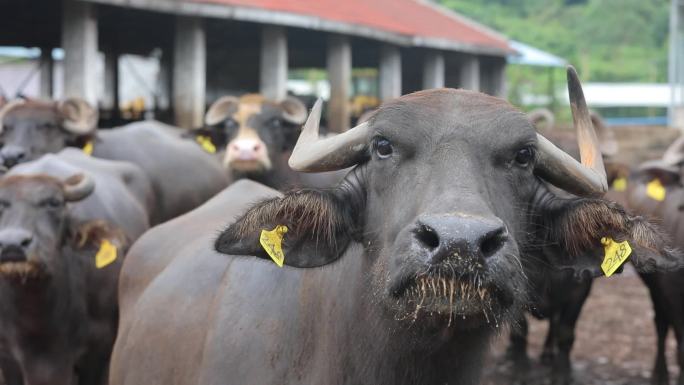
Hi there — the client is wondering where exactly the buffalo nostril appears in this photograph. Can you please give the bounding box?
[479,227,507,258]
[20,237,32,248]
[414,224,440,250]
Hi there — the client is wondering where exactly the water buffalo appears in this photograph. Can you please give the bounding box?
[508,110,624,385]
[192,94,345,189]
[0,173,126,385]
[109,67,681,385]
[608,152,684,385]
[0,99,229,223]
[9,148,153,241]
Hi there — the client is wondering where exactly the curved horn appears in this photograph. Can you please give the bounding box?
[57,98,98,135]
[534,66,608,196]
[288,99,370,172]
[0,99,26,135]
[662,136,684,166]
[528,108,555,129]
[63,173,95,202]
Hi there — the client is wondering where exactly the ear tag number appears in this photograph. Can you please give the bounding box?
[195,135,216,154]
[260,225,288,268]
[600,237,631,277]
[95,239,118,269]
[611,177,627,192]
[646,178,666,201]
[82,141,94,156]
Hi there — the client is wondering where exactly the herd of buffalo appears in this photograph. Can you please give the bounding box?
[0,66,682,385]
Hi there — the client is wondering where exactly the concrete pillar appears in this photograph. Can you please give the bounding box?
[327,35,351,133]
[491,60,507,98]
[379,45,402,100]
[422,51,445,90]
[156,50,173,118]
[459,55,480,92]
[173,16,206,129]
[61,0,98,105]
[39,48,54,99]
[260,26,288,101]
[103,50,119,113]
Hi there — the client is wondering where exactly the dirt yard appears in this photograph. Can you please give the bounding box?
[481,265,678,385]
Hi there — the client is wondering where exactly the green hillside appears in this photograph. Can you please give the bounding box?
[438,0,670,116]
[439,0,670,82]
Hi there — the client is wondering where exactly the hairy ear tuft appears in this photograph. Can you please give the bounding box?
[215,189,355,268]
[543,198,683,273]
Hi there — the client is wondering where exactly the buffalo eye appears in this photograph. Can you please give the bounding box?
[0,200,9,210]
[224,119,238,129]
[40,197,63,209]
[373,137,393,159]
[514,147,534,167]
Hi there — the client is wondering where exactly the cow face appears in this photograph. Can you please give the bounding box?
[0,99,97,168]
[0,174,94,281]
[216,69,681,334]
[196,94,307,178]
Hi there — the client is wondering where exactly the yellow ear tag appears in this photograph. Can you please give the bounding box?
[82,141,94,156]
[259,225,288,267]
[600,237,632,277]
[611,177,627,192]
[646,178,666,201]
[195,135,216,154]
[95,239,118,269]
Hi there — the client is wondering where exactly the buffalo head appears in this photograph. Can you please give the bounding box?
[0,98,97,168]
[0,173,95,281]
[216,67,680,333]
[193,94,307,178]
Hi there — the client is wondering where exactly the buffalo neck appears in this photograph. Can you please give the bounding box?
[305,242,493,385]
[0,250,87,339]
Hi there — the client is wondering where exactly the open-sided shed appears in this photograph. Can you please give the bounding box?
[0,0,511,130]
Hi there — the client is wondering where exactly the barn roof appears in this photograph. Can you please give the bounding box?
[85,0,511,56]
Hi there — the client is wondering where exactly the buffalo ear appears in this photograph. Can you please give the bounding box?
[205,96,239,126]
[541,198,683,275]
[215,189,354,268]
[57,98,98,135]
[279,97,307,125]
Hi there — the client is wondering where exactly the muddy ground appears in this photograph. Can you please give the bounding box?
[481,266,678,385]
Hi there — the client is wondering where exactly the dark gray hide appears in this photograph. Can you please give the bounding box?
[110,88,681,385]
[92,121,230,223]
[611,159,684,385]
[0,100,229,224]
[0,173,125,385]
[9,148,153,241]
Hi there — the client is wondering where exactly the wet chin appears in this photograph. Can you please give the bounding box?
[0,261,48,283]
[389,275,513,330]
